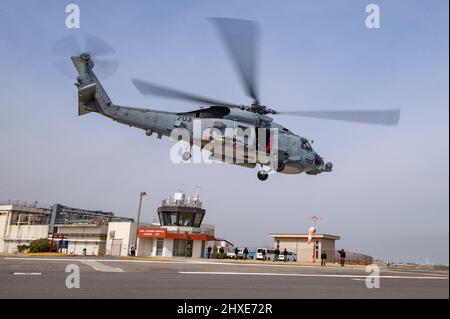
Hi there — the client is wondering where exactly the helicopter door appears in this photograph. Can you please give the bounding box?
[231,124,255,162]
[256,127,271,156]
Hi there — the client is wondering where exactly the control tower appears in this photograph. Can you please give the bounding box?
[137,191,215,258]
[158,191,205,227]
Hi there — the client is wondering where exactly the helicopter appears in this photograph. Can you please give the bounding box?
[55,18,400,181]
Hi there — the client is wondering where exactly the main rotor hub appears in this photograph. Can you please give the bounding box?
[80,53,91,62]
[243,103,277,115]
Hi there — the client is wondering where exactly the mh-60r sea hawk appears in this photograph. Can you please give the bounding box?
[54,18,400,181]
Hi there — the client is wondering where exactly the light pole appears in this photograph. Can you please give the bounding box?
[135,191,147,253]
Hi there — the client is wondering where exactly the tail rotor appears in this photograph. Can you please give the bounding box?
[52,33,118,80]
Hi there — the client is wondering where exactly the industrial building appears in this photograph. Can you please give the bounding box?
[269,233,340,263]
[0,194,223,258]
[0,201,133,255]
[136,191,216,258]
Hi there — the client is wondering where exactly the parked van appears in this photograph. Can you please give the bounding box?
[256,248,276,260]
[256,248,267,260]
[277,251,297,262]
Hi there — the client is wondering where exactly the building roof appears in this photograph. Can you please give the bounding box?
[215,238,234,246]
[0,204,51,214]
[269,233,340,240]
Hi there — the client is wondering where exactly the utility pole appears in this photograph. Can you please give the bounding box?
[135,191,147,253]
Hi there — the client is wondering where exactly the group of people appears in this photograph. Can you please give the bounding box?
[233,246,249,259]
[320,248,346,267]
[263,248,289,262]
[205,246,250,259]
[258,248,290,261]
[131,244,347,267]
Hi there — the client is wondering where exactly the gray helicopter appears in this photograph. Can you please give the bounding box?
[55,18,400,181]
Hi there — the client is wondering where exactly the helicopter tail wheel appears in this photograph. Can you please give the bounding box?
[257,170,269,181]
[276,160,285,172]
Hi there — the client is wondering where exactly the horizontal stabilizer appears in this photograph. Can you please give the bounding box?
[77,82,99,116]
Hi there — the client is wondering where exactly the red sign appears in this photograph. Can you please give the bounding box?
[138,227,215,241]
[138,227,167,238]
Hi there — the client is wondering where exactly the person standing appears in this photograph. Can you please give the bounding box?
[321,250,327,266]
[274,248,280,262]
[219,246,225,259]
[283,248,288,262]
[186,243,192,258]
[234,246,239,260]
[339,249,346,267]
[262,249,267,261]
[207,246,212,259]
[243,247,249,260]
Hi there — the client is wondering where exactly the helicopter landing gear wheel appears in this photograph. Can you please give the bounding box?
[182,152,191,161]
[257,170,269,181]
[277,160,285,172]
[182,147,192,161]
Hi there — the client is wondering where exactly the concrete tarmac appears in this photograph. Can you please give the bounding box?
[0,256,448,299]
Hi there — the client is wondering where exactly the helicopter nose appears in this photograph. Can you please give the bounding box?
[314,153,324,167]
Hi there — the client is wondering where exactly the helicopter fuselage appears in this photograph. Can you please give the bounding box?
[73,55,332,180]
[97,103,331,176]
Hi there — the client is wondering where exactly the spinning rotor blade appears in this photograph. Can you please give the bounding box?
[279,109,401,126]
[92,59,119,79]
[211,18,260,104]
[84,34,116,56]
[131,78,239,107]
[52,34,82,57]
[52,34,118,79]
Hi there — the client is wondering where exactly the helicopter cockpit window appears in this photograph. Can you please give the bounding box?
[301,139,313,152]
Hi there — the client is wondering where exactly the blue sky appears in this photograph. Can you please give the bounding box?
[0,0,448,263]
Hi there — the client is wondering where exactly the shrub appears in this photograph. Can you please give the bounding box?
[29,238,56,253]
[17,245,29,253]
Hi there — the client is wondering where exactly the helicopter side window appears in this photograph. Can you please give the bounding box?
[301,140,312,152]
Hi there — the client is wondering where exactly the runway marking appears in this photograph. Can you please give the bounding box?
[4,258,449,278]
[179,271,449,280]
[350,278,367,281]
[81,260,124,273]
[2,257,369,270]
[13,272,42,276]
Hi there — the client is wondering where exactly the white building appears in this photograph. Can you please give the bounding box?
[0,201,133,255]
[214,238,234,252]
[137,224,215,258]
[55,224,108,256]
[106,222,137,256]
[269,233,340,263]
[0,203,51,253]
[136,192,216,258]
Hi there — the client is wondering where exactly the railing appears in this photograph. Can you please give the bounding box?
[161,199,203,208]
[55,218,109,226]
[0,200,51,210]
